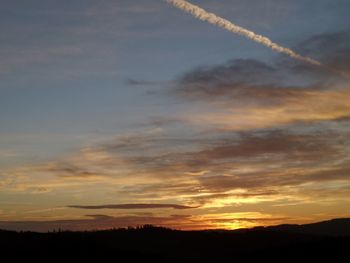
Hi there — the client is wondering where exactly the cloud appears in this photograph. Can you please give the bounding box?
[297,31,350,73]
[126,78,157,86]
[175,28,350,92]
[0,214,190,232]
[175,57,330,104]
[174,65,350,131]
[198,164,350,194]
[166,0,321,66]
[47,165,101,178]
[147,116,184,127]
[184,89,350,131]
[170,30,350,130]
[2,122,349,212]
[96,128,349,204]
[0,212,286,232]
[191,190,279,206]
[68,203,197,210]
[193,131,337,161]
[30,187,51,194]
[304,165,350,182]
[122,129,345,175]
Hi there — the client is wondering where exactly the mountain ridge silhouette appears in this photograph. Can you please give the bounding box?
[1,218,349,261]
[240,218,350,237]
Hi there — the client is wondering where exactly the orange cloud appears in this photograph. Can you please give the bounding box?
[184,89,350,130]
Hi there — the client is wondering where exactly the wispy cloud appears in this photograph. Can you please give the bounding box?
[126,78,158,86]
[0,212,288,232]
[166,0,321,66]
[68,203,197,210]
[171,31,350,130]
[3,122,349,208]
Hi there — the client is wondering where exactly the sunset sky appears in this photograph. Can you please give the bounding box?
[1,0,350,231]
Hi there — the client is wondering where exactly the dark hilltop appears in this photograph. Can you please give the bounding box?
[1,218,349,261]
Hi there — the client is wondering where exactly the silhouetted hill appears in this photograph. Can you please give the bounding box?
[0,219,349,261]
[247,218,350,237]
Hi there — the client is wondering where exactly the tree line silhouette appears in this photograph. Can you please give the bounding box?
[0,218,349,261]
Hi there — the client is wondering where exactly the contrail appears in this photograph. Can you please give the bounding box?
[166,0,322,67]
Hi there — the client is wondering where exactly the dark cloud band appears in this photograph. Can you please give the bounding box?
[68,203,197,210]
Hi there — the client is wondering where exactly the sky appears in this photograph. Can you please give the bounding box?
[0,0,350,231]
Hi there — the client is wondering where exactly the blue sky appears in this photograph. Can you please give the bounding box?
[0,0,350,230]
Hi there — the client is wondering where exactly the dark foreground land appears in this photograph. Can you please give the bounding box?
[1,218,350,261]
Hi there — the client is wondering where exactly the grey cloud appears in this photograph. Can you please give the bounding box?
[48,165,101,178]
[194,131,335,161]
[151,130,339,170]
[305,165,350,182]
[67,203,197,210]
[198,164,350,193]
[42,124,349,204]
[0,215,186,232]
[126,78,157,86]
[273,30,350,83]
[118,182,201,197]
[173,57,332,109]
[180,59,278,87]
[176,59,284,101]
[0,213,289,232]
[0,214,197,232]
[148,116,183,127]
[297,30,350,72]
[174,30,350,104]
[99,129,348,200]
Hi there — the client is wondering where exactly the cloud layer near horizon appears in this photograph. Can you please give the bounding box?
[0,213,290,232]
[68,203,197,210]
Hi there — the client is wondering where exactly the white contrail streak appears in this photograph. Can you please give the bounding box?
[166,0,322,67]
